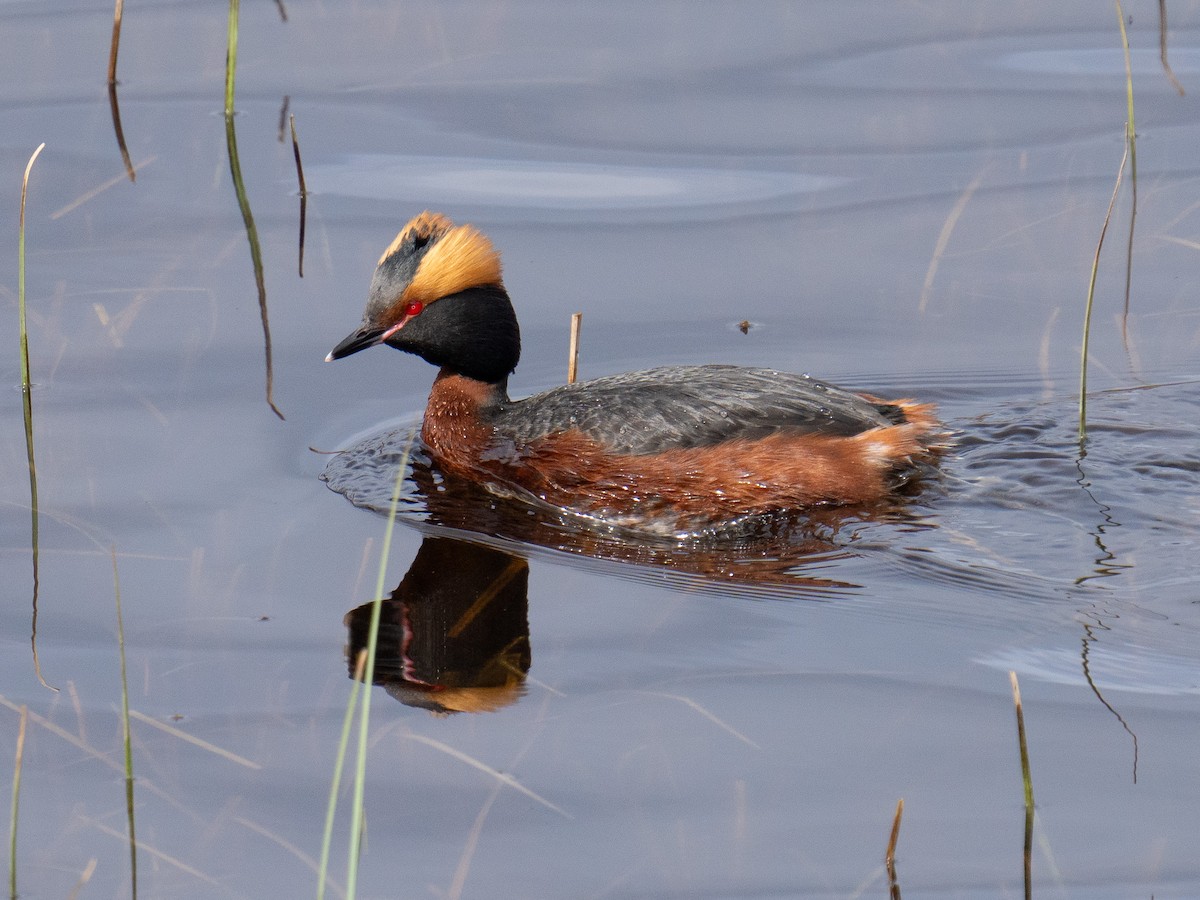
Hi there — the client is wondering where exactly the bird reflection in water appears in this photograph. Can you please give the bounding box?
[344,536,531,715]
[337,444,938,714]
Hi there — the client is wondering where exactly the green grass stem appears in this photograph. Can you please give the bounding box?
[345,442,412,898]
[316,651,366,900]
[1009,671,1034,900]
[1117,1,1138,325]
[225,0,239,117]
[19,144,54,692]
[8,706,27,900]
[1009,672,1034,816]
[18,144,43,513]
[224,113,284,420]
[1079,141,1127,443]
[112,548,138,898]
[317,437,413,899]
[1079,3,1139,443]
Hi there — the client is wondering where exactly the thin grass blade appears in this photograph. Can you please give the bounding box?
[112,548,138,897]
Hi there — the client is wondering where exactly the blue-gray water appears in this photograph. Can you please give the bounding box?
[3,2,1200,897]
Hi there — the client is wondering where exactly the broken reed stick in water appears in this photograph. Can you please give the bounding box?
[885,797,903,869]
[1158,0,1186,95]
[105,0,135,180]
[885,796,903,898]
[567,312,582,384]
[107,0,124,85]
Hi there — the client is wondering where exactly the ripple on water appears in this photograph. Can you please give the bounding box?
[801,31,1200,91]
[321,377,1200,612]
[980,643,1200,697]
[320,421,940,599]
[876,377,1200,612]
[305,154,850,223]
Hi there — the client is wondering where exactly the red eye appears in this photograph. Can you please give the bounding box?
[403,300,424,318]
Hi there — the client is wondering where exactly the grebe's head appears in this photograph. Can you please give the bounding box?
[326,212,520,383]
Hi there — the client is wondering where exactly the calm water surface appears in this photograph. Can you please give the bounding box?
[3,2,1200,897]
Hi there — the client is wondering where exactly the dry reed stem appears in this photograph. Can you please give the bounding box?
[405,732,570,818]
[234,816,347,899]
[0,694,188,815]
[107,0,124,85]
[82,816,222,888]
[1159,234,1200,252]
[127,710,261,769]
[567,312,582,383]
[448,781,502,900]
[106,83,137,182]
[917,168,985,314]
[67,681,87,743]
[447,715,546,900]
[65,858,98,900]
[634,690,760,748]
[8,706,28,900]
[1037,307,1059,398]
[1159,0,1186,95]
[51,156,156,219]
[446,558,527,639]
[885,797,903,899]
[885,797,903,867]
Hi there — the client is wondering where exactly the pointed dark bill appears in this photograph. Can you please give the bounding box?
[326,325,385,362]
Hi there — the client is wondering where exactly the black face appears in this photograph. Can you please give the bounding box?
[327,286,521,385]
[387,286,521,384]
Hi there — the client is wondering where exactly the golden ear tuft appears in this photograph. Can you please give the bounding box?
[400,223,503,307]
[377,211,455,267]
